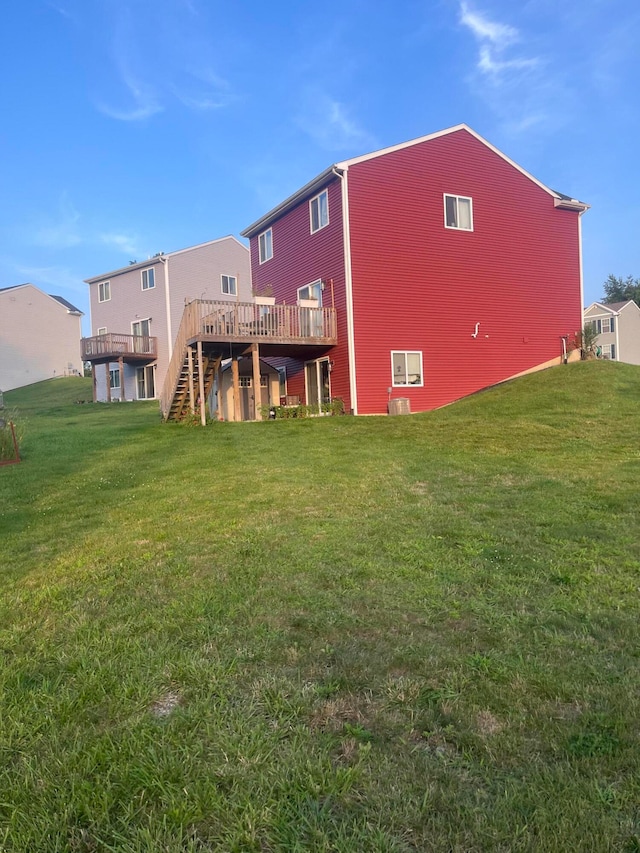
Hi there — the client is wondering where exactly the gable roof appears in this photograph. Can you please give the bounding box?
[85,235,247,284]
[585,300,639,315]
[0,283,83,314]
[241,123,589,238]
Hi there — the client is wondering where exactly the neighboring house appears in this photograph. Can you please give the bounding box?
[583,301,640,364]
[236,123,588,416]
[82,236,250,402]
[0,284,83,392]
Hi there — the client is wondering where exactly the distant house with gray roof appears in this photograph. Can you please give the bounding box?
[584,300,640,365]
[0,283,84,391]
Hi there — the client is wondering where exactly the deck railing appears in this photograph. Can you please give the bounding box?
[81,333,157,360]
[159,299,337,419]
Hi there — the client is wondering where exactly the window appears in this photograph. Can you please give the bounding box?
[602,344,616,360]
[259,228,273,264]
[132,319,151,337]
[141,268,155,290]
[239,376,252,387]
[310,190,329,233]
[97,327,107,336]
[277,366,287,397]
[297,280,322,305]
[391,351,423,386]
[136,366,155,399]
[109,368,121,389]
[221,274,237,296]
[444,195,473,231]
[98,281,111,302]
[601,317,615,333]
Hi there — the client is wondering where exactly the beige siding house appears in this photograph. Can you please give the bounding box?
[584,301,640,365]
[0,284,83,392]
[83,236,250,402]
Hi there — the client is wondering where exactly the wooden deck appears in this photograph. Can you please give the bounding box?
[81,333,158,364]
[160,299,337,422]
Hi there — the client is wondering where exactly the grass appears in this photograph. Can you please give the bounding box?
[1,363,639,852]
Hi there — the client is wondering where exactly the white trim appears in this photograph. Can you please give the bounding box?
[258,228,273,264]
[96,326,107,336]
[578,211,585,330]
[443,194,474,231]
[141,267,155,290]
[391,350,424,387]
[615,313,620,360]
[304,357,331,408]
[131,317,151,336]
[297,279,322,306]
[221,273,237,296]
[309,189,329,234]
[98,281,111,303]
[339,167,358,415]
[161,255,173,360]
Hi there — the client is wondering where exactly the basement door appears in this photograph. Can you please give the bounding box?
[305,359,331,410]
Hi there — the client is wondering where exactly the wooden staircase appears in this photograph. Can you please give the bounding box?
[167,349,219,421]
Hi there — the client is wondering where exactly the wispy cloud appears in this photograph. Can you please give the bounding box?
[14,263,86,297]
[99,232,141,257]
[95,1,234,122]
[296,90,374,152]
[34,192,82,249]
[459,2,539,79]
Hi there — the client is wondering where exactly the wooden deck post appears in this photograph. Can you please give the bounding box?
[187,346,195,414]
[197,340,206,426]
[216,359,224,420]
[119,357,125,400]
[92,364,97,403]
[252,343,262,421]
[105,363,111,403]
[231,355,240,422]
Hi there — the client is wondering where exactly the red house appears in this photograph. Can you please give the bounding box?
[240,124,588,416]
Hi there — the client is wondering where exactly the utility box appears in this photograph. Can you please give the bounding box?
[388,397,410,416]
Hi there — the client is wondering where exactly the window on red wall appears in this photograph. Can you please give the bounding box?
[391,351,423,386]
[259,228,273,263]
[444,195,473,231]
[310,190,329,233]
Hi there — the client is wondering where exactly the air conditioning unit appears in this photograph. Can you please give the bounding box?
[388,397,410,416]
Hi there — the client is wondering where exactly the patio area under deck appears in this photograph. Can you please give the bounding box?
[161,299,337,423]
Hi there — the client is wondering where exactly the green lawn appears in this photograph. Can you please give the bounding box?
[1,363,639,852]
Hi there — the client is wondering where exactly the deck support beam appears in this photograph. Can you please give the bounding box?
[119,357,125,400]
[105,362,111,403]
[231,356,240,422]
[252,343,262,421]
[197,340,206,426]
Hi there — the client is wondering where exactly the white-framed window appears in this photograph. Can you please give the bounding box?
[310,189,329,233]
[98,281,111,302]
[259,228,273,264]
[239,376,252,387]
[444,194,473,231]
[601,344,617,360]
[391,351,423,386]
[141,268,155,290]
[601,317,615,333]
[297,280,322,305]
[109,368,121,389]
[97,327,107,336]
[132,318,151,337]
[221,274,237,296]
[136,365,155,399]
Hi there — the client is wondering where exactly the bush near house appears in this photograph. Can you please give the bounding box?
[1,365,639,852]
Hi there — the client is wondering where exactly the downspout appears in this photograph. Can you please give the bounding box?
[159,254,172,359]
[578,208,585,334]
[333,166,358,415]
[615,310,620,361]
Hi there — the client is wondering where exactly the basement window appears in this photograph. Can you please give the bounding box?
[391,351,423,386]
[444,195,473,231]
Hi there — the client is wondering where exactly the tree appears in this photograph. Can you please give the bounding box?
[602,274,640,305]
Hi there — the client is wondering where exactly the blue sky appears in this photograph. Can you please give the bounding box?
[1,0,639,334]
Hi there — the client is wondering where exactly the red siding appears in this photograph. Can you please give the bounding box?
[347,129,583,414]
[249,178,349,408]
